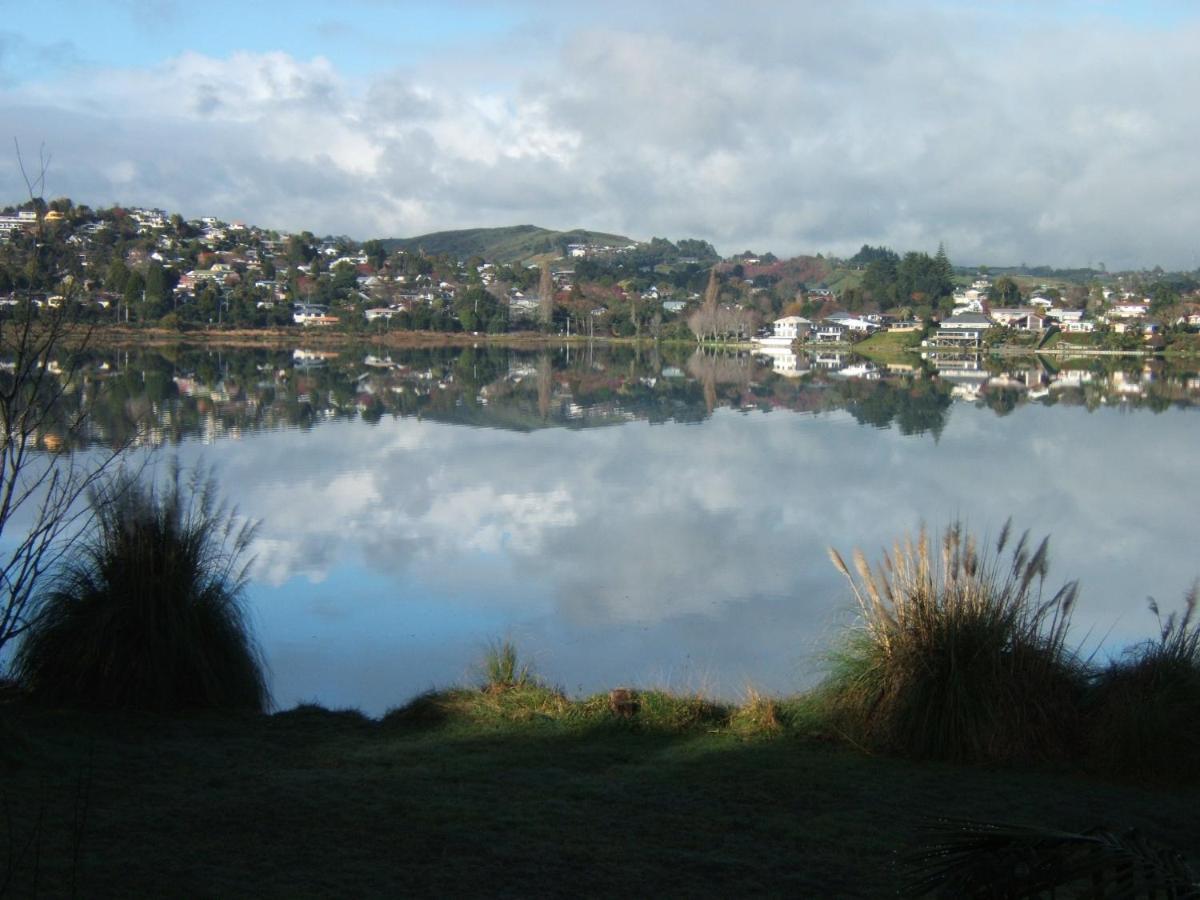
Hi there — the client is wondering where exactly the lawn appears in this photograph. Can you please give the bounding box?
[852,329,923,361]
[4,693,1197,897]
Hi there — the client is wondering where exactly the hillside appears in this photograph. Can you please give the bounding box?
[380,225,638,264]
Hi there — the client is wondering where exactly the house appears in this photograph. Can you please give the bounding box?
[661,299,687,313]
[1045,308,1083,323]
[824,311,878,332]
[0,210,37,234]
[811,320,850,342]
[989,308,1045,332]
[293,304,332,325]
[930,312,991,347]
[1108,302,1148,319]
[770,315,811,340]
[1061,319,1097,333]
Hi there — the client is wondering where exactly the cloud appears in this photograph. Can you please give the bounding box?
[157,382,1200,713]
[2,4,1199,266]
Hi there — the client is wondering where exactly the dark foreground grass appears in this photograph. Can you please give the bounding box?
[4,693,1198,898]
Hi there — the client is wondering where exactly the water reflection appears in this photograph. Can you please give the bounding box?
[31,343,1200,452]
[13,342,1200,713]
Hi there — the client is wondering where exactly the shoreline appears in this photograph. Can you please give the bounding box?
[61,325,1197,359]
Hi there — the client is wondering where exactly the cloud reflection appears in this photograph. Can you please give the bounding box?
[170,400,1200,713]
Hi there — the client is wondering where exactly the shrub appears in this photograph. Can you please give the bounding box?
[14,465,268,712]
[478,639,535,692]
[1086,585,1200,780]
[823,521,1084,763]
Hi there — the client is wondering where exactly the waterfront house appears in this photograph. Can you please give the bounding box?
[770,315,811,339]
[930,312,991,347]
[989,308,1046,332]
[811,320,849,342]
[825,311,879,332]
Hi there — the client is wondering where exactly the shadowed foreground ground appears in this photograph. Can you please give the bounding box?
[4,695,1198,898]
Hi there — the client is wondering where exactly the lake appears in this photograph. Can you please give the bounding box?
[15,342,1200,714]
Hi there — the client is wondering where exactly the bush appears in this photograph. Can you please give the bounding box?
[823,521,1084,763]
[14,466,268,712]
[478,639,535,693]
[1086,585,1200,780]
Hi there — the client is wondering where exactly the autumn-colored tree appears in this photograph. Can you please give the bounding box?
[538,263,554,329]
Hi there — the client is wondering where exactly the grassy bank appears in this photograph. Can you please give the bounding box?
[4,690,1198,897]
[5,495,1200,894]
[849,329,923,361]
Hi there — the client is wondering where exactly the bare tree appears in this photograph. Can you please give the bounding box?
[0,144,138,662]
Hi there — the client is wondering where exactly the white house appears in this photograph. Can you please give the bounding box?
[1045,308,1083,323]
[771,315,811,339]
[825,311,878,332]
[930,311,991,347]
[1108,302,1149,319]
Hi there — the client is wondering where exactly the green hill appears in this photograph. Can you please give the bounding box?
[380,225,638,264]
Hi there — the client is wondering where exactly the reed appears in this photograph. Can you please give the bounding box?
[479,639,536,692]
[14,465,268,712]
[823,520,1085,763]
[1086,584,1200,779]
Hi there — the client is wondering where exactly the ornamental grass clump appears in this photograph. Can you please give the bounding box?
[825,520,1084,764]
[479,639,536,693]
[14,466,268,712]
[1086,585,1200,781]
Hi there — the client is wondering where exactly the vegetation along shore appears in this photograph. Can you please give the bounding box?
[3,488,1199,895]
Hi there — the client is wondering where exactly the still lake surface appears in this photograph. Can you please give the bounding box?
[25,343,1200,714]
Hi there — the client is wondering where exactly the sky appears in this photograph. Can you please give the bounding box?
[2,0,1198,269]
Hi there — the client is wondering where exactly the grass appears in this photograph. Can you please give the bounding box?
[13,465,268,713]
[5,506,1200,892]
[2,693,1197,897]
[478,638,537,692]
[1086,585,1200,781]
[823,521,1085,764]
[853,329,923,360]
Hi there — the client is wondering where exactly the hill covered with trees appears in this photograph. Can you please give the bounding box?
[380,225,638,264]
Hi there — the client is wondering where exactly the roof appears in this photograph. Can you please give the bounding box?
[943,312,991,325]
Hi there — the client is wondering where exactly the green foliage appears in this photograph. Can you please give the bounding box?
[14,466,268,712]
[382,225,635,264]
[849,244,899,267]
[824,521,1084,763]
[988,275,1023,305]
[479,639,536,691]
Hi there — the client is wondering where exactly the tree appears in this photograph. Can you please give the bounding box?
[988,276,1022,306]
[538,263,554,329]
[0,147,136,663]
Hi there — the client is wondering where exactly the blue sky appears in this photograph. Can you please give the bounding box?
[2,1,529,79]
[3,1,1199,267]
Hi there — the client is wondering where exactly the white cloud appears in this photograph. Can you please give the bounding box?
[3,5,1200,266]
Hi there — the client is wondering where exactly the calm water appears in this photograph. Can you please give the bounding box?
[15,344,1200,714]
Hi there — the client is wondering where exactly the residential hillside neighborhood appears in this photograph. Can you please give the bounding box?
[756,276,1200,352]
[3,200,1200,353]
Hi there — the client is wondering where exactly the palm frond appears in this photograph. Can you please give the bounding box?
[900,817,1199,899]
